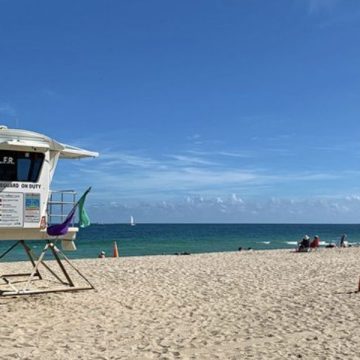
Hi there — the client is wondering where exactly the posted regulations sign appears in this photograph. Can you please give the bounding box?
[0,193,23,227]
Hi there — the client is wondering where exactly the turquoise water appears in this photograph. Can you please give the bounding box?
[1,223,360,262]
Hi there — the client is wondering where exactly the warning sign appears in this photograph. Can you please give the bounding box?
[24,193,40,223]
[0,193,23,227]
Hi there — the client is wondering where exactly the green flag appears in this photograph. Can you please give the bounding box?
[78,187,91,228]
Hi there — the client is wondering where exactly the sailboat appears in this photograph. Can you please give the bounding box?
[130,215,136,226]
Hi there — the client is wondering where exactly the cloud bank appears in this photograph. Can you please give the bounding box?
[88,194,360,224]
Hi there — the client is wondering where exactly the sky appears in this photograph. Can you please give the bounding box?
[1,0,360,223]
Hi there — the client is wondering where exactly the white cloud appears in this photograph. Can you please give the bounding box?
[307,0,340,14]
[231,193,244,204]
[187,150,255,158]
[345,195,360,202]
[50,133,360,223]
[187,134,201,140]
[87,194,360,223]
[54,143,353,204]
[167,154,215,166]
[100,152,165,169]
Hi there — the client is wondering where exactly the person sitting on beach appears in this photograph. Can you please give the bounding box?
[310,235,320,250]
[98,251,106,258]
[298,235,310,252]
[340,234,348,248]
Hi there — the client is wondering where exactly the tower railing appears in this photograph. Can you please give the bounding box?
[47,190,77,226]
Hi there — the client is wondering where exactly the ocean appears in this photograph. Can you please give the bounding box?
[1,223,360,262]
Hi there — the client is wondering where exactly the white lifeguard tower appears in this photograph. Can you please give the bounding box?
[0,126,99,295]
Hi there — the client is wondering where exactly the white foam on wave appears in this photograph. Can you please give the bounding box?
[286,240,332,246]
[257,241,271,245]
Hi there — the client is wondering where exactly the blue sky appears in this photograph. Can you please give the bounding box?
[1,0,360,223]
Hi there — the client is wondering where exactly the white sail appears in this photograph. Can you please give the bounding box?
[130,216,135,226]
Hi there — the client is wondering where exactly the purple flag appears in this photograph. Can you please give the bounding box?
[47,187,92,236]
[46,205,77,236]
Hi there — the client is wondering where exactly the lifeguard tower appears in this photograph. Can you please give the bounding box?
[0,126,99,295]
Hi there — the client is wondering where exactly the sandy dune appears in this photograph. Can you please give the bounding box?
[1,248,360,359]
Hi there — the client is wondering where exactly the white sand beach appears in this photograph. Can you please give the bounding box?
[1,248,360,359]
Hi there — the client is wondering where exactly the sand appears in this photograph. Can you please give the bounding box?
[1,248,360,359]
